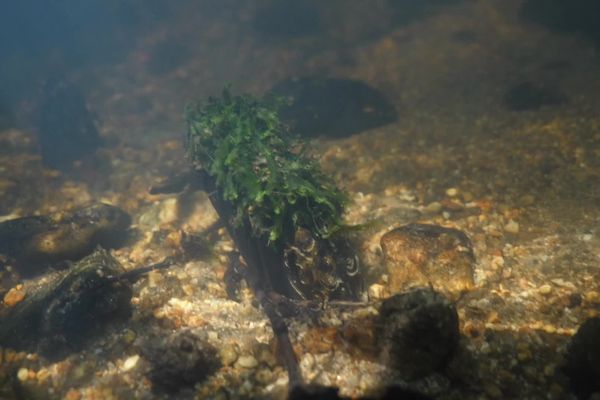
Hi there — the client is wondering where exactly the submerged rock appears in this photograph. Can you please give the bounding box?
[375,288,460,379]
[269,77,397,138]
[254,0,320,38]
[141,328,220,395]
[388,0,462,27]
[503,81,567,111]
[36,77,102,170]
[380,223,475,299]
[0,203,131,276]
[521,0,600,45]
[0,249,132,360]
[288,383,434,400]
[564,317,600,399]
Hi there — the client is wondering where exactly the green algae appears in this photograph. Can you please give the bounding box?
[185,88,346,249]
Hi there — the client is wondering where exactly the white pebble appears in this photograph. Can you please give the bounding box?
[122,355,140,372]
[236,355,259,369]
[17,368,29,381]
[538,284,552,295]
[368,283,386,300]
[446,187,459,197]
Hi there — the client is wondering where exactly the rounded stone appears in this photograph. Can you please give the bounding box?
[219,343,239,366]
[375,288,460,379]
[236,355,259,369]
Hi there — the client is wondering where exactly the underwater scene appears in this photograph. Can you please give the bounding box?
[0,0,599,399]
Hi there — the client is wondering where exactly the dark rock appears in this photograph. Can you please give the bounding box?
[142,328,220,395]
[0,100,15,131]
[288,384,344,400]
[254,0,320,38]
[288,383,434,400]
[380,223,475,299]
[521,0,600,45]
[503,81,567,111]
[375,288,460,379]
[0,203,131,276]
[146,40,191,75]
[564,317,600,399]
[388,0,462,27]
[0,249,132,361]
[36,77,102,170]
[376,385,434,400]
[269,76,397,138]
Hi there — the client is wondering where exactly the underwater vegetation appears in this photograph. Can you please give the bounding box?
[186,88,346,249]
[185,88,365,388]
[186,88,362,300]
[270,76,397,139]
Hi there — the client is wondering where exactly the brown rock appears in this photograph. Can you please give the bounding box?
[3,284,26,307]
[380,223,475,298]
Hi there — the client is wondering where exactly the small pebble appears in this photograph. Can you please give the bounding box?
[3,285,26,307]
[122,329,136,345]
[159,198,178,224]
[36,368,50,383]
[504,220,520,234]
[424,201,442,214]
[17,367,29,382]
[236,354,258,369]
[585,290,600,304]
[446,187,459,197]
[122,355,140,372]
[147,270,163,287]
[520,194,536,206]
[255,368,274,384]
[543,364,555,377]
[368,283,386,300]
[539,284,552,295]
[300,353,315,371]
[484,383,503,398]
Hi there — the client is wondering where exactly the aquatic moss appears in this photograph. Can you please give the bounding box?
[186,88,346,248]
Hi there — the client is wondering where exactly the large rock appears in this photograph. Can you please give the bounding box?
[375,288,460,379]
[142,328,220,395]
[0,249,132,360]
[0,203,131,276]
[564,317,600,399]
[380,223,475,299]
[269,76,397,139]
